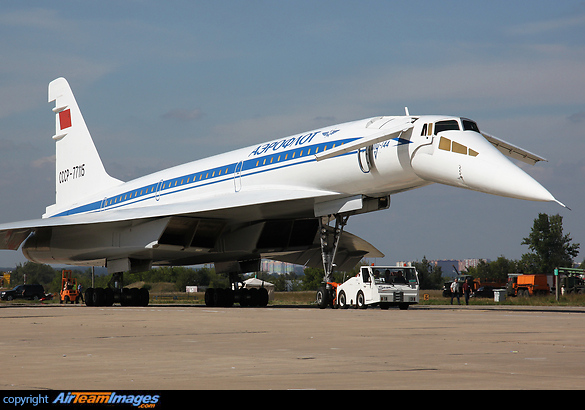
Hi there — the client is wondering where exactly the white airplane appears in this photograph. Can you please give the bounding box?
[0,78,563,307]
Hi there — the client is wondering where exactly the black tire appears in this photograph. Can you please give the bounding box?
[356,291,367,309]
[248,288,259,307]
[223,289,234,307]
[92,288,104,307]
[218,288,234,307]
[130,288,140,306]
[85,288,94,306]
[120,288,132,306]
[338,290,348,309]
[104,288,114,306]
[258,288,269,307]
[399,303,409,310]
[316,287,329,309]
[239,288,249,307]
[139,288,150,306]
[213,288,222,306]
[204,288,215,306]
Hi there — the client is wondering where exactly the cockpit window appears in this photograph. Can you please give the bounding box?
[434,120,459,134]
[462,119,480,133]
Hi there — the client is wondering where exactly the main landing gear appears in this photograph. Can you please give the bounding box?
[204,273,269,307]
[204,287,269,308]
[84,272,149,307]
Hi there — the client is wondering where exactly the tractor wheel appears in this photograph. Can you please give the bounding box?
[356,291,367,309]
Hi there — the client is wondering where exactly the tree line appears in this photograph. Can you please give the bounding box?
[2,213,579,293]
[414,213,580,287]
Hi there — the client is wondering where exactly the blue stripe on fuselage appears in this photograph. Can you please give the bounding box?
[50,137,360,218]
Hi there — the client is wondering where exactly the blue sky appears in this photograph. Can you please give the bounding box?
[1,1,585,268]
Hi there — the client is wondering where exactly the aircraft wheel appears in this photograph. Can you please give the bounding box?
[120,288,132,306]
[356,291,367,309]
[92,288,105,306]
[239,288,250,307]
[104,288,114,306]
[85,288,94,306]
[338,291,348,309]
[248,288,259,306]
[258,288,269,307]
[224,289,234,307]
[205,288,215,306]
[130,288,140,306]
[138,288,150,306]
[213,288,232,307]
[213,288,223,306]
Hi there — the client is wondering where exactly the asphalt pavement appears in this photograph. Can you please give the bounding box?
[1,304,584,390]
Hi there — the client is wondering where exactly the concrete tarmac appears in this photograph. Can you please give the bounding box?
[1,304,585,390]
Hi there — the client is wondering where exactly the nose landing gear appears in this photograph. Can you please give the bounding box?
[316,214,348,309]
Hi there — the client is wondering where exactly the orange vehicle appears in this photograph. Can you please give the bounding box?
[473,278,507,291]
[60,270,81,304]
[507,274,550,297]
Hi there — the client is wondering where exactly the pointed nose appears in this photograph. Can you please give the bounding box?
[411,131,562,205]
[461,154,556,202]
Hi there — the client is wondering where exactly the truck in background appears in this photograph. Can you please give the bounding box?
[559,273,585,295]
[507,274,550,297]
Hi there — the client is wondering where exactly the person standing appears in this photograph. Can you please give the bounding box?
[450,278,460,305]
[463,278,472,305]
[77,283,84,303]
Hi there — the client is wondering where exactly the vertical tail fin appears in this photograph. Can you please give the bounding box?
[45,78,122,217]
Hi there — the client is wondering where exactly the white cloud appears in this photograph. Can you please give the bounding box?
[32,155,55,169]
[328,50,585,116]
[507,13,585,36]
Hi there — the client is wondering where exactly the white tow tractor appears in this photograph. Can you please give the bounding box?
[336,264,419,310]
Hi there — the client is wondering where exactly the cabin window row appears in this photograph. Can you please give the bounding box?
[105,166,233,206]
[104,141,349,208]
[253,141,344,167]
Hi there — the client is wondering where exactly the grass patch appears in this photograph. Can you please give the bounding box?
[418,289,585,306]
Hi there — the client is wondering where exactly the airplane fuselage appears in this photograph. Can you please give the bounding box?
[46,116,425,220]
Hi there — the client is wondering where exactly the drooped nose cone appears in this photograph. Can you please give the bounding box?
[410,130,564,206]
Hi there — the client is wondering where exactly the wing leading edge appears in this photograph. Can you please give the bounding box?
[0,186,339,250]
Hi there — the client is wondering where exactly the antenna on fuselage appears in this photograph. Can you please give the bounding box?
[404,107,410,116]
